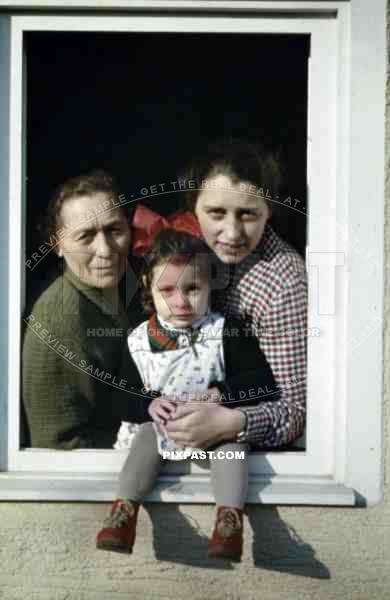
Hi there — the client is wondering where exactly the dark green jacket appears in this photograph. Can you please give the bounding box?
[22,268,151,449]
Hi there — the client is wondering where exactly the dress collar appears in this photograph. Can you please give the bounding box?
[148,311,210,352]
[156,311,210,333]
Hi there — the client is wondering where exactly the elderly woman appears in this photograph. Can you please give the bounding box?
[22,170,147,449]
[163,141,307,451]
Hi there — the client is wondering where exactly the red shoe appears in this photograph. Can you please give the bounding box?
[96,499,139,554]
[208,506,244,561]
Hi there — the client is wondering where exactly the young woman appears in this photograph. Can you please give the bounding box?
[162,141,307,452]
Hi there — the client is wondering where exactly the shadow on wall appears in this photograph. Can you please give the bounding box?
[143,504,330,578]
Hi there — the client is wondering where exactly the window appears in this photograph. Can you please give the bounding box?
[0,2,385,505]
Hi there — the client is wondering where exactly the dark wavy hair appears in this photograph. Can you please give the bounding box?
[183,139,283,218]
[140,229,211,315]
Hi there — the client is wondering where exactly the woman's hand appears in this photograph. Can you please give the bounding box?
[164,399,246,449]
[148,397,177,425]
[176,386,222,404]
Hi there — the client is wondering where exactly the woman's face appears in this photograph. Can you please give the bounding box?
[195,174,271,264]
[57,192,131,288]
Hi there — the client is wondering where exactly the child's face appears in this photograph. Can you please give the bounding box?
[150,259,210,328]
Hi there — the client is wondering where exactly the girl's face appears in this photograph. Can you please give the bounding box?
[57,192,131,288]
[195,174,271,264]
[150,259,210,328]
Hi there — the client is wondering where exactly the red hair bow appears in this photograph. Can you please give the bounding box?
[131,203,203,257]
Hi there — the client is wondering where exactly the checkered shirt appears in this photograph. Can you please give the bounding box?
[214,224,307,448]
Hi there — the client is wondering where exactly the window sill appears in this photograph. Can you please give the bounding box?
[0,471,355,505]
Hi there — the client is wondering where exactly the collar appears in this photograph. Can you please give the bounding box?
[156,311,210,333]
[63,267,129,328]
[256,223,282,260]
[148,312,209,352]
[216,224,283,286]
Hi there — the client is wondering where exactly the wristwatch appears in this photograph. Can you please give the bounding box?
[236,410,248,443]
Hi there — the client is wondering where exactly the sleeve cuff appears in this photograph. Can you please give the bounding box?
[235,405,272,444]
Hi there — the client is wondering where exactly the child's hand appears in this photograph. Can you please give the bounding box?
[148,397,177,425]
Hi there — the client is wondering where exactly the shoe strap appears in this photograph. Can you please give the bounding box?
[104,499,136,528]
[217,507,242,532]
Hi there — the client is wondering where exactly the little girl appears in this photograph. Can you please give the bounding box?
[96,228,279,561]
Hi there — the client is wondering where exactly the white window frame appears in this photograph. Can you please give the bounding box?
[0,1,385,506]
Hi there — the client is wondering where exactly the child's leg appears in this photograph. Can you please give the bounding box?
[118,421,165,501]
[209,442,249,509]
[208,442,249,561]
[97,422,163,554]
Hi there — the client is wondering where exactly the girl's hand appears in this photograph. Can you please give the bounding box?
[148,397,177,425]
[164,402,245,449]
